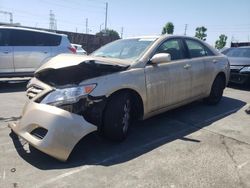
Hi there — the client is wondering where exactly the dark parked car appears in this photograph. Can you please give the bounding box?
[223,47,250,85]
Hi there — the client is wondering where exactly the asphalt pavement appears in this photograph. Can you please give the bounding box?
[0,80,250,188]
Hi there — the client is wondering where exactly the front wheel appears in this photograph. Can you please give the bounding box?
[204,75,225,105]
[103,92,132,141]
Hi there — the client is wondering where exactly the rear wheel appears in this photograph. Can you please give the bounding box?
[103,92,132,141]
[204,75,225,105]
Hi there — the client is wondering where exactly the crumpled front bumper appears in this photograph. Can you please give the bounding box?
[9,101,97,161]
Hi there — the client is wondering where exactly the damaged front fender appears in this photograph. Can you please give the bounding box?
[58,95,107,128]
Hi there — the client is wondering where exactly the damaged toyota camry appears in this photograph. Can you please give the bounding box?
[9,35,230,161]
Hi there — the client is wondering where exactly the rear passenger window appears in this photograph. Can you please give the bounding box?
[10,30,61,46]
[35,33,61,46]
[155,39,185,60]
[11,30,36,46]
[0,29,10,46]
[186,39,214,58]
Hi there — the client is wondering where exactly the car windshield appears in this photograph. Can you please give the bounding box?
[225,48,250,58]
[91,38,157,60]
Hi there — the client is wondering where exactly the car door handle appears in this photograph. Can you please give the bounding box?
[184,64,191,69]
[213,59,218,63]
[43,51,48,54]
[2,51,9,54]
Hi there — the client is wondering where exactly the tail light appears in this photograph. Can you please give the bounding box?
[68,46,76,54]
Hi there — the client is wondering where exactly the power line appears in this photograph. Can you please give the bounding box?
[0,10,13,24]
[0,8,89,27]
[61,0,106,8]
[38,0,105,14]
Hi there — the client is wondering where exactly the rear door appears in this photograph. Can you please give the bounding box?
[48,34,64,56]
[0,29,14,74]
[145,38,192,112]
[11,30,52,73]
[184,39,215,98]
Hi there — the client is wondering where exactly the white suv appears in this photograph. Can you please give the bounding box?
[0,27,75,77]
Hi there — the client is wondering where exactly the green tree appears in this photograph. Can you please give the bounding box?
[162,22,174,34]
[195,26,207,41]
[96,29,120,39]
[215,34,228,50]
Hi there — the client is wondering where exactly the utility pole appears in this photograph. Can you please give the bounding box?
[0,10,13,24]
[104,2,108,31]
[231,35,234,42]
[184,24,188,35]
[100,23,104,32]
[85,18,88,34]
[49,10,56,30]
[120,27,124,38]
[55,19,57,31]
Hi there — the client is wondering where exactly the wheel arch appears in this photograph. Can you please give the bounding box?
[106,88,144,120]
[216,72,226,88]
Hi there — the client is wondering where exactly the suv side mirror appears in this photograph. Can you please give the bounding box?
[150,53,171,64]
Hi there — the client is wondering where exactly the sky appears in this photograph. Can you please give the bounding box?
[0,0,250,47]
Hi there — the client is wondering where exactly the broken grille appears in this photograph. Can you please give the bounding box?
[26,85,44,99]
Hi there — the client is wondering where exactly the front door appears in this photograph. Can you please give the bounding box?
[145,38,192,112]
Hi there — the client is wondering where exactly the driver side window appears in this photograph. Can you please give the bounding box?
[155,39,184,60]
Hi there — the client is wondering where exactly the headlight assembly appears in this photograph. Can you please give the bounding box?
[41,84,96,106]
[240,66,250,73]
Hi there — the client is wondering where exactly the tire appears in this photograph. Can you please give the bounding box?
[103,92,132,141]
[204,75,225,105]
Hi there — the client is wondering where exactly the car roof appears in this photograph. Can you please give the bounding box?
[125,35,160,40]
[0,26,66,37]
[125,34,207,41]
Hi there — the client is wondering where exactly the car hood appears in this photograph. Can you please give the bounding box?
[35,54,130,87]
[228,57,250,66]
[36,54,131,72]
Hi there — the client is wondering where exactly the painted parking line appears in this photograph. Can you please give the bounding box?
[35,126,193,188]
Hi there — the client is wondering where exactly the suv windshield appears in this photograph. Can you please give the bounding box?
[226,48,250,58]
[92,38,157,60]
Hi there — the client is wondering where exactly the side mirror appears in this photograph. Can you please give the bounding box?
[150,53,171,64]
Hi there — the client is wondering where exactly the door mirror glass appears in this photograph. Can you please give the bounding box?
[150,53,171,64]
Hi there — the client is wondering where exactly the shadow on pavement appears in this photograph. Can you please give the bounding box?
[0,79,30,93]
[9,96,246,170]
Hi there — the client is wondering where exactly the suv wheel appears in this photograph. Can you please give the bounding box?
[204,75,225,105]
[103,92,132,141]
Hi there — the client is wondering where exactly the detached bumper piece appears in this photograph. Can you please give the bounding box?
[9,101,97,161]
